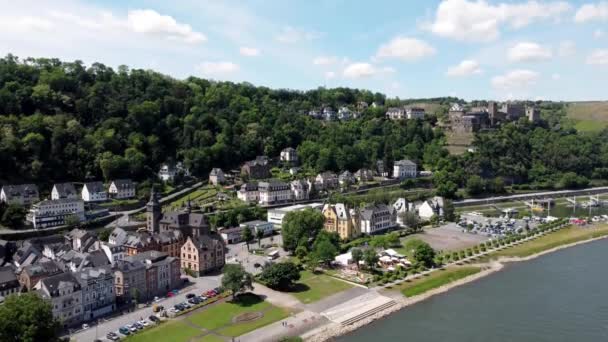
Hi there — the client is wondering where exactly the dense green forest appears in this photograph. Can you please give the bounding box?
[0,55,607,198]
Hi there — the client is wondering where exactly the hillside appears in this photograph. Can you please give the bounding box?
[566,101,608,132]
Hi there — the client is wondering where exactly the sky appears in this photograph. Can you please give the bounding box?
[0,0,607,101]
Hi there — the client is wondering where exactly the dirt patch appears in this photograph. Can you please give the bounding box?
[405,225,489,252]
[232,311,263,323]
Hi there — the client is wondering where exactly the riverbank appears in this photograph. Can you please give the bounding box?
[303,224,608,342]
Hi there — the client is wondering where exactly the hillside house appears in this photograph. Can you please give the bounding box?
[51,183,78,200]
[82,182,107,202]
[0,184,39,206]
[108,179,135,199]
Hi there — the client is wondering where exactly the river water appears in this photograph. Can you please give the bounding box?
[337,239,608,342]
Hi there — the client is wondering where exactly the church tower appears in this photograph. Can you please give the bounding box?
[146,187,162,233]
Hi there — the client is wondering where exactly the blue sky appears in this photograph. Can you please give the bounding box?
[0,0,607,101]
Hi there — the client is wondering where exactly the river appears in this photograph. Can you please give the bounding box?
[337,238,608,342]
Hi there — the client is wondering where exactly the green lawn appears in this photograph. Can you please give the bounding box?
[291,271,353,304]
[124,320,201,342]
[165,186,218,209]
[195,334,226,342]
[567,101,608,132]
[394,266,482,297]
[483,224,608,259]
[574,120,608,132]
[186,293,288,337]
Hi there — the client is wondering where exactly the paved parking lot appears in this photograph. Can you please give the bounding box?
[226,234,288,275]
[71,274,221,341]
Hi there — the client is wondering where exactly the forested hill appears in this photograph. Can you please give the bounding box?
[0,55,446,185]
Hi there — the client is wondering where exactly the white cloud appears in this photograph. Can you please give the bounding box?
[594,29,605,38]
[197,61,239,75]
[6,16,55,32]
[239,47,260,56]
[325,71,336,79]
[313,56,339,65]
[587,49,608,65]
[508,42,552,62]
[127,9,206,44]
[491,69,540,90]
[275,26,321,43]
[375,37,436,61]
[574,2,608,23]
[552,73,561,80]
[342,62,394,79]
[558,40,576,57]
[427,0,571,42]
[446,59,482,76]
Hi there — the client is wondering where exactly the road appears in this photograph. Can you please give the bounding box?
[71,273,221,342]
[454,186,608,207]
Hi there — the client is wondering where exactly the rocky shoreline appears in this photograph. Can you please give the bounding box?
[303,234,608,342]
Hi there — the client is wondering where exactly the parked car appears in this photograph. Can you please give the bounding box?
[149,315,160,323]
[82,323,90,330]
[107,332,120,341]
[171,289,179,294]
[127,325,137,333]
[119,327,131,335]
[138,320,149,327]
[167,292,174,297]
[133,322,143,330]
[154,296,162,302]
[186,293,196,299]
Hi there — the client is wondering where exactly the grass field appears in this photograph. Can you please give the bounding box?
[481,224,608,260]
[291,271,353,304]
[124,320,201,342]
[445,131,475,155]
[187,294,289,336]
[165,185,218,209]
[567,102,608,132]
[195,334,225,342]
[391,266,482,297]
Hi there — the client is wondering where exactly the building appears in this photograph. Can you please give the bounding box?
[0,184,39,206]
[181,234,226,276]
[209,168,226,186]
[100,243,125,266]
[218,227,243,244]
[113,260,146,303]
[158,162,190,182]
[355,168,374,183]
[376,160,388,177]
[290,179,310,201]
[240,220,274,237]
[386,107,406,120]
[526,106,541,122]
[308,109,321,119]
[267,203,324,228]
[51,183,78,200]
[237,182,259,203]
[241,156,271,180]
[13,242,42,268]
[338,171,356,187]
[393,160,417,179]
[337,107,351,120]
[322,204,359,240]
[322,106,336,121]
[359,204,396,234]
[56,249,110,273]
[500,102,525,120]
[125,251,181,299]
[76,266,116,320]
[27,199,85,229]
[108,227,128,246]
[0,267,19,298]
[147,189,209,238]
[315,171,339,190]
[280,148,298,164]
[81,182,107,202]
[357,101,369,111]
[406,107,425,120]
[418,196,445,220]
[18,260,63,291]
[108,179,136,199]
[35,272,83,328]
[65,228,98,253]
[393,198,415,226]
[258,180,291,205]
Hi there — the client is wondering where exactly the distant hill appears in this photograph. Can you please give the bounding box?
[566,101,608,132]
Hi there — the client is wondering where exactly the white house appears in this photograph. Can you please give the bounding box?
[209,168,225,186]
[339,171,356,187]
[81,182,107,202]
[359,204,396,234]
[393,197,414,226]
[51,183,78,200]
[219,227,243,244]
[386,107,406,120]
[27,198,85,229]
[334,251,353,267]
[322,107,336,121]
[237,182,259,203]
[290,179,309,201]
[158,162,190,182]
[338,106,351,120]
[267,203,324,228]
[406,107,425,120]
[393,160,417,179]
[0,184,39,206]
[418,196,445,220]
[108,179,135,199]
[100,243,125,266]
[315,171,338,190]
[280,148,298,164]
[240,220,274,236]
[258,180,291,205]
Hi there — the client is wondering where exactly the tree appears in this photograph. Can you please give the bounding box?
[401,211,420,230]
[1,204,25,229]
[0,293,61,342]
[221,264,254,299]
[443,199,457,222]
[370,235,388,249]
[256,229,264,248]
[351,248,363,270]
[466,175,485,196]
[130,287,140,305]
[63,214,81,227]
[281,208,324,252]
[311,239,338,267]
[241,227,254,251]
[98,228,111,241]
[259,262,301,290]
[363,249,379,270]
[413,242,436,268]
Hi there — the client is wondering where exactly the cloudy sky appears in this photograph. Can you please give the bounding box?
[0,0,607,101]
